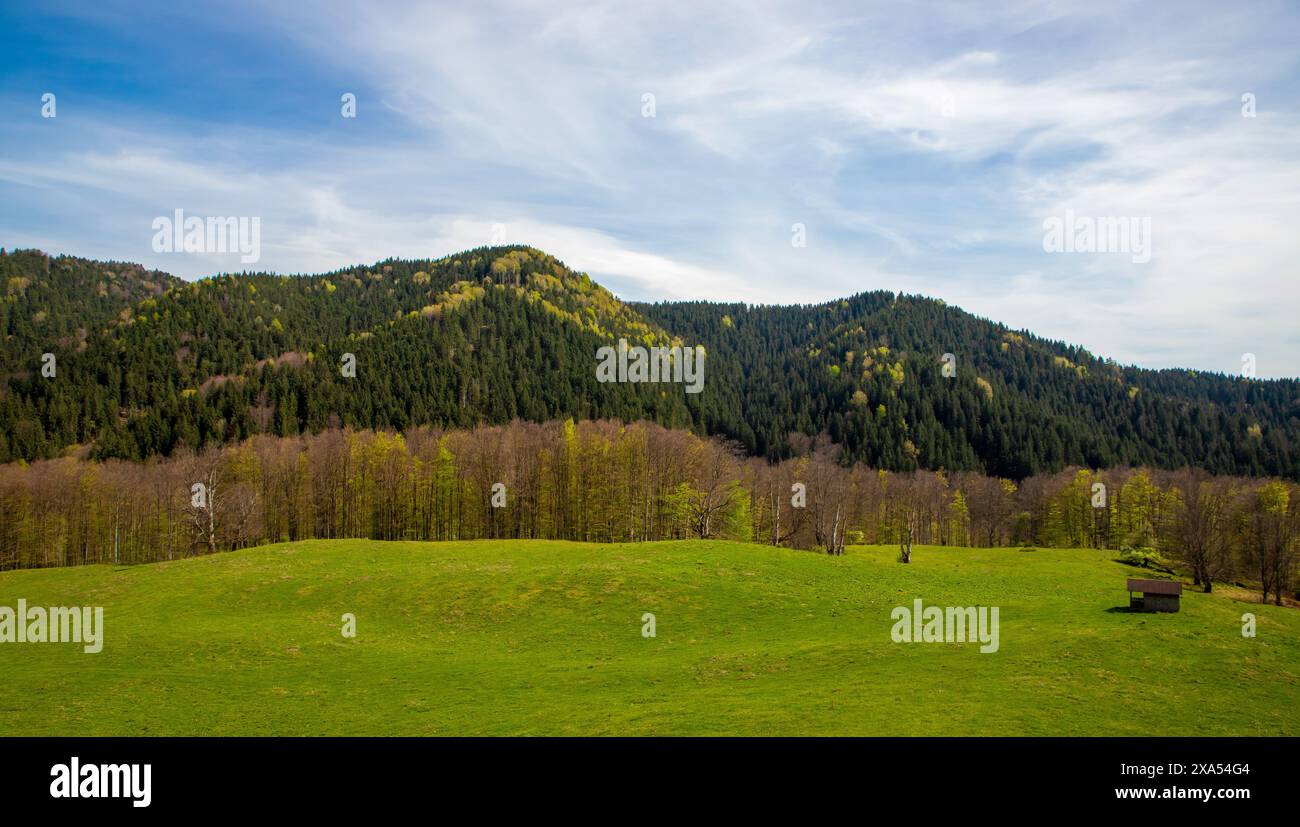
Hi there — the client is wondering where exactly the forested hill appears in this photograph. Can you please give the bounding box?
[637,297,1300,478]
[1,245,1297,479]
[1,250,180,375]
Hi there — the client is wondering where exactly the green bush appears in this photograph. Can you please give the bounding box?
[1118,547,1167,569]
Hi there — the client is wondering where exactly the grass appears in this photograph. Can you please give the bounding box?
[1,539,1297,736]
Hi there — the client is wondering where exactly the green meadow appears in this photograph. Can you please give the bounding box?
[1,539,1297,736]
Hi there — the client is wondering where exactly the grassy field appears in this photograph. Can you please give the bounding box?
[1,539,1297,736]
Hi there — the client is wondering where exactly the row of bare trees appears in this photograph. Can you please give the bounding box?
[0,420,1296,603]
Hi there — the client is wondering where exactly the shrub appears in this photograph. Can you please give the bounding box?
[1118,547,1168,569]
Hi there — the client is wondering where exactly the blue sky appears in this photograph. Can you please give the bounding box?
[1,0,1298,376]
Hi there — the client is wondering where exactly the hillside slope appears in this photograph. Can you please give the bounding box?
[0,247,696,460]
[640,296,1300,477]
[1,539,1296,736]
[1,245,1297,478]
[1,249,180,375]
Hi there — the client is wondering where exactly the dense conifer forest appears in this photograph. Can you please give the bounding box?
[3,245,1297,479]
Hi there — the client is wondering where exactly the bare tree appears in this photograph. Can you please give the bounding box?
[805,447,851,555]
[676,438,744,540]
[892,472,947,563]
[1167,469,1234,593]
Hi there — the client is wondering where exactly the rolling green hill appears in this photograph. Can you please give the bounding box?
[3,245,1298,478]
[1,539,1296,736]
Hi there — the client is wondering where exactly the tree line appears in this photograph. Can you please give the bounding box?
[1,419,1294,604]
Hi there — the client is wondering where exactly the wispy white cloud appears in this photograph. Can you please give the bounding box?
[1,0,1298,375]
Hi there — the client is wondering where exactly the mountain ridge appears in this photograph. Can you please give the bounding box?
[2,245,1297,479]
